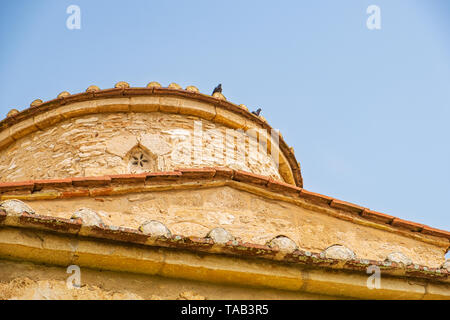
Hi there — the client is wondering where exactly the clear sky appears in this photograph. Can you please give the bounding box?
[1,1,449,235]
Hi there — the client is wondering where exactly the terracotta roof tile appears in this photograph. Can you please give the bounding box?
[123,87,153,96]
[62,92,89,104]
[421,225,450,238]
[0,181,34,192]
[109,173,148,183]
[391,218,425,232]
[72,176,111,187]
[33,178,73,190]
[233,170,270,185]
[330,199,366,213]
[299,189,333,204]
[145,171,183,183]
[176,168,216,179]
[209,167,234,180]
[92,88,123,98]
[0,169,448,241]
[267,178,302,195]
[361,209,395,224]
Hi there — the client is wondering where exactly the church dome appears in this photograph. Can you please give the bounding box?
[0,82,302,186]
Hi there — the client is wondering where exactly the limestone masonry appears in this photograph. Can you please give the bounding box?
[0,81,448,300]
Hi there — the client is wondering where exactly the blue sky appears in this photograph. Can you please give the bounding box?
[1,1,449,234]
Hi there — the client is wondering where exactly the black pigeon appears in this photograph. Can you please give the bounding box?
[212,84,222,95]
[252,108,262,116]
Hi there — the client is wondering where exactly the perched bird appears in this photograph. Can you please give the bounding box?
[252,108,262,116]
[212,84,222,95]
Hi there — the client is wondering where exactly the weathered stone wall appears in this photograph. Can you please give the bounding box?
[0,259,339,300]
[24,186,446,268]
[0,112,281,182]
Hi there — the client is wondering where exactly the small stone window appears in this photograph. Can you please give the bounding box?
[128,147,156,173]
[131,153,148,168]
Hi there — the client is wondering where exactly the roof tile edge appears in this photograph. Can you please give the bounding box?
[0,168,448,243]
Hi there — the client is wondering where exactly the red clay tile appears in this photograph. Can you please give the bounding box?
[123,88,153,96]
[0,169,447,243]
[93,88,123,98]
[109,173,147,183]
[267,178,302,194]
[0,181,34,192]
[233,170,269,185]
[33,178,73,189]
[72,176,111,187]
[361,209,395,224]
[62,92,90,104]
[36,98,61,109]
[299,189,333,204]
[153,87,190,97]
[391,218,425,232]
[146,171,183,183]
[330,199,366,213]
[208,167,234,180]
[176,168,216,179]
[421,225,450,238]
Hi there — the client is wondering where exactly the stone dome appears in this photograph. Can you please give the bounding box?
[0,82,302,186]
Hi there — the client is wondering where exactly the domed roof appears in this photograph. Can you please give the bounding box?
[0,82,303,186]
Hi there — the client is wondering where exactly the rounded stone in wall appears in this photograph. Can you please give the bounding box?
[139,220,171,238]
[71,208,104,227]
[0,200,35,216]
[267,235,298,252]
[206,227,234,244]
[322,245,356,260]
[385,252,413,265]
